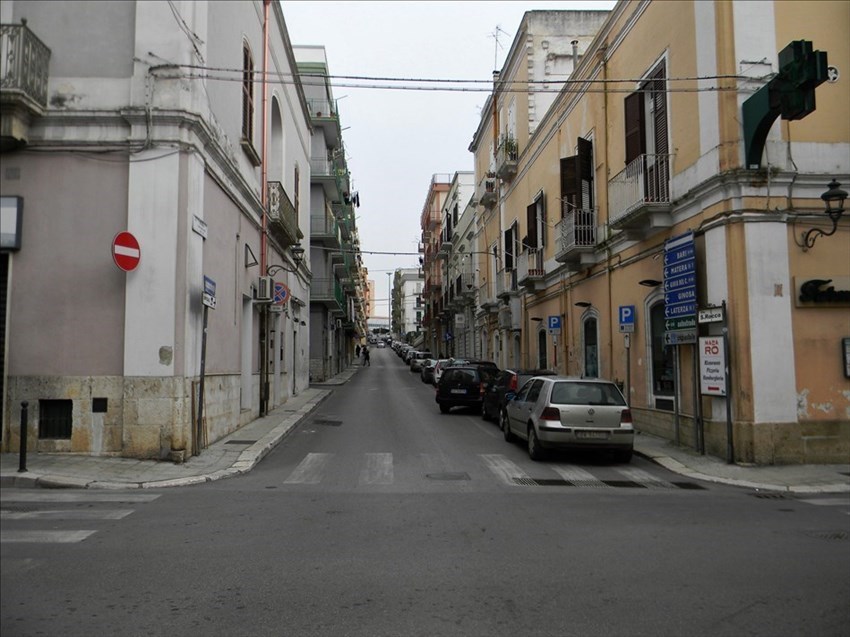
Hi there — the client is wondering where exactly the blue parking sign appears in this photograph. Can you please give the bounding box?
[547,316,561,332]
[619,305,635,333]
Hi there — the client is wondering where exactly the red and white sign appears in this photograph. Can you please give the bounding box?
[112,231,141,272]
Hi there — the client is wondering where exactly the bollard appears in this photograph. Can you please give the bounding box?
[19,401,28,473]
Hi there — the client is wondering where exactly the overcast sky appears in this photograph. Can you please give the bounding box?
[281,1,616,315]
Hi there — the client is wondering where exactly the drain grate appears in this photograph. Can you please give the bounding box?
[672,482,707,490]
[426,472,471,481]
[804,530,849,541]
[225,440,257,445]
[313,418,342,426]
[750,492,788,499]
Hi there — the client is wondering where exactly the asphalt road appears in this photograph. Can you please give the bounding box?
[3,346,849,637]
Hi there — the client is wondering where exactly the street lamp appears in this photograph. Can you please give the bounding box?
[266,243,305,275]
[802,179,847,249]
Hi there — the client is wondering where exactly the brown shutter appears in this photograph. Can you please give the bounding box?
[526,203,537,248]
[503,227,513,270]
[577,137,594,210]
[624,90,645,165]
[560,156,578,217]
[651,65,668,156]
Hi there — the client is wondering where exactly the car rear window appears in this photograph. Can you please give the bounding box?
[550,382,626,406]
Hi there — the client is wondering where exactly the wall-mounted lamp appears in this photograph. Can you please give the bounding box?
[639,279,662,288]
[574,302,592,308]
[267,243,305,275]
[530,317,543,322]
[802,179,847,249]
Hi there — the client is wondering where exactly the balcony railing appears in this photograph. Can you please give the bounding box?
[517,247,545,289]
[1,23,51,149]
[267,181,302,248]
[495,268,518,299]
[555,206,597,264]
[305,99,337,120]
[608,154,673,230]
[478,281,498,312]
[495,135,518,180]
[310,210,340,246]
[311,277,345,314]
[476,173,498,208]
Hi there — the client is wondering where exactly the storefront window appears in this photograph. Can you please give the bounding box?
[650,302,675,397]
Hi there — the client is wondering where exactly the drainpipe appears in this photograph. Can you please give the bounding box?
[571,40,579,72]
[259,0,271,415]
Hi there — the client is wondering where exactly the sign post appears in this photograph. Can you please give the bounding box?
[196,276,216,456]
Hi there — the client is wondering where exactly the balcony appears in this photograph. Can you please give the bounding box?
[478,281,499,313]
[305,98,340,149]
[310,208,340,247]
[311,277,345,315]
[517,247,545,291]
[555,206,598,269]
[608,154,673,237]
[332,203,353,240]
[267,181,303,248]
[495,268,518,300]
[476,173,498,208]
[495,135,518,181]
[0,23,51,151]
[310,156,348,201]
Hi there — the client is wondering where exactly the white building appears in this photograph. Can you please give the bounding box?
[1,0,312,459]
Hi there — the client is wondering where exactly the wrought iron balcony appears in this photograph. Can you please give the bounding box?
[495,135,518,180]
[267,181,303,248]
[555,206,598,268]
[0,22,51,150]
[495,268,518,299]
[517,247,546,291]
[476,173,498,208]
[608,153,673,235]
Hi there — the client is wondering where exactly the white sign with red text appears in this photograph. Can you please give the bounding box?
[699,336,726,396]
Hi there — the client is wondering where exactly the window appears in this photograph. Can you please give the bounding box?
[624,61,669,201]
[560,137,594,216]
[503,222,517,271]
[582,316,599,378]
[525,193,546,250]
[649,301,675,408]
[39,399,72,439]
[241,42,255,142]
[537,329,548,369]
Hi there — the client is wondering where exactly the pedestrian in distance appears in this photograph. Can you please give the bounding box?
[363,346,370,366]
[356,344,361,359]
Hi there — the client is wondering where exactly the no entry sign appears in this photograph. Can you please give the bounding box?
[112,231,141,271]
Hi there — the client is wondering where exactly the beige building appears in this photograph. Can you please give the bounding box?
[459,2,849,464]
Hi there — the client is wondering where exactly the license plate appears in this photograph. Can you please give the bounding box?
[450,389,467,394]
[576,431,609,440]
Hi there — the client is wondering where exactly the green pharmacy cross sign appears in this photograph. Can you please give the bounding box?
[743,40,829,169]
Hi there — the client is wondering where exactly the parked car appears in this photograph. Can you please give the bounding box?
[444,358,498,369]
[420,359,437,384]
[431,359,452,386]
[435,365,500,414]
[501,376,634,462]
[482,368,557,422]
[409,351,433,372]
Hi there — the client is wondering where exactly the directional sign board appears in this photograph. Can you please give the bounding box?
[699,336,727,396]
[663,232,696,344]
[112,231,141,272]
[547,315,562,334]
[618,305,635,333]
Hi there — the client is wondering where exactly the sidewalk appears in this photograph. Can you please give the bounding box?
[2,364,848,493]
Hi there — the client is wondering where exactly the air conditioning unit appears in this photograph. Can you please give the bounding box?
[255,276,273,302]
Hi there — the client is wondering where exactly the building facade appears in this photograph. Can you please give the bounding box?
[459,1,849,464]
[0,1,366,459]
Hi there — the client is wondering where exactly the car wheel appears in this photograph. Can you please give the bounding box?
[439,404,450,414]
[481,404,490,421]
[500,410,514,442]
[527,424,545,461]
[615,448,633,463]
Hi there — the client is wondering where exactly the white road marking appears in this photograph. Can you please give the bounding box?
[617,467,677,488]
[2,530,97,544]
[550,465,610,488]
[1,509,135,520]
[284,453,333,484]
[480,454,531,485]
[360,453,394,484]
[2,492,160,503]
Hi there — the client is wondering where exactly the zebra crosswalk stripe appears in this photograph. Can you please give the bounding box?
[2,492,160,503]
[550,465,610,488]
[480,454,531,486]
[284,452,334,484]
[360,453,393,485]
[1,509,135,521]
[2,530,97,544]
[617,467,677,489]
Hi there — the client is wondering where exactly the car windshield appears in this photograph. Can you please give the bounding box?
[550,381,626,406]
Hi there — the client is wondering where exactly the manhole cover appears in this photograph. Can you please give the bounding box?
[426,472,470,481]
[225,440,257,445]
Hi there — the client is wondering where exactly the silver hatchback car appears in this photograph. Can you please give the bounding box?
[501,376,634,462]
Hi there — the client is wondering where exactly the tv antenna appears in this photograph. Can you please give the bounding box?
[488,25,510,71]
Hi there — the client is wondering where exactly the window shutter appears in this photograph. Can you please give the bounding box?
[503,227,513,270]
[624,91,645,165]
[540,197,546,247]
[560,156,578,217]
[577,137,594,210]
[651,65,668,156]
[526,203,537,249]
